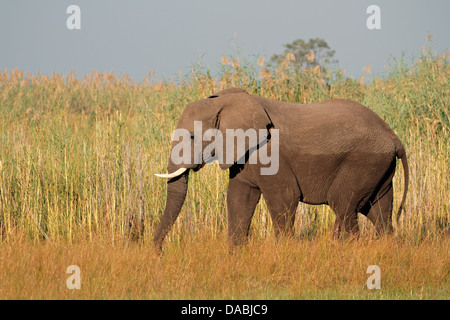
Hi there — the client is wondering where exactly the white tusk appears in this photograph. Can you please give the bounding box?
[154,167,187,179]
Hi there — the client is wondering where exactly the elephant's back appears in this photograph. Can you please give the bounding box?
[280,99,398,155]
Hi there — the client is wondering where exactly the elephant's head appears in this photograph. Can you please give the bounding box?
[153,88,274,251]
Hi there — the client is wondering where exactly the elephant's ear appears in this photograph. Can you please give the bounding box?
[215,93,272,170]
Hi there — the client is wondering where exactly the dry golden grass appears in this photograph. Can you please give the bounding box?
[0,232,448,299]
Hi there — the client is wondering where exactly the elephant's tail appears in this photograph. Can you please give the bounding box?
[396,145,409,223]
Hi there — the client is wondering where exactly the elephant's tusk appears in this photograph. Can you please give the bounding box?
[154,167,188,179]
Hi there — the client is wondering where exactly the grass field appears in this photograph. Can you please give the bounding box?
[0,48,448,299]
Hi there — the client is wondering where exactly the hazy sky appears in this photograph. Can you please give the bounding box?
[1,0,449,81]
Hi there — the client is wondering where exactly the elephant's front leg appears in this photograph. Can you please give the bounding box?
[226,178,261,246]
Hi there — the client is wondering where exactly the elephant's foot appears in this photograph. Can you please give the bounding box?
[332,219,341,241]
[332,217,360,241]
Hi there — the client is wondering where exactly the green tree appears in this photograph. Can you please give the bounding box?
[269,38,337,70]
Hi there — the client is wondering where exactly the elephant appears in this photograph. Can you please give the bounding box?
[154,88,409,251]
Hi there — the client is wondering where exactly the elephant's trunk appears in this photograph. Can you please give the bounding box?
[154,163,189,252]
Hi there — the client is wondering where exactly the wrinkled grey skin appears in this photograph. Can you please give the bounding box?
[154,88,409,251]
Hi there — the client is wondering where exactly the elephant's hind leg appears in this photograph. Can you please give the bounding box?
[327,168,362,239]
[262,187,300,238]
[332,218,342,240]
[366,182,394,236]
[330,204,360,239]
[226,179,261,246]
